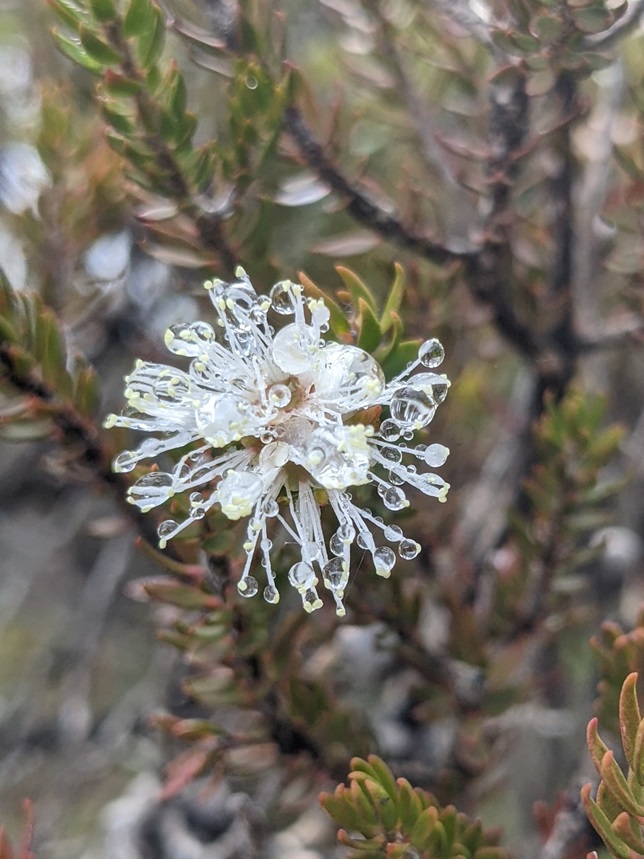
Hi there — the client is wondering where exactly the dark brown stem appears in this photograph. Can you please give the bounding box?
[283,105,475,266]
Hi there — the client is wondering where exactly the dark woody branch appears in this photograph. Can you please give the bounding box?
[283,106,475,266]
[284,103,541,360]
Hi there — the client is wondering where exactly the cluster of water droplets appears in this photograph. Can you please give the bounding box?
[106,269,450,615]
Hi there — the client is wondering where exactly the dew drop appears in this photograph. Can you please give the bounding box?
[382,486,408,511]
[381,445,402,463]
[338,523,355,542]
[268,383,291,408]
[384,524,404,542]
[189,491,207,519]
[261,498,279,517]
[323,557,346,589]
[357,532,373,550]
[374,546,396,575]
[302,541,321,561]
[418,338,445,368]
[157,520,178,544]
[329,532,344,556]
[390,386,436,430]
[271,323,316,373]
[288,561,315,591]
[423,444,450,467]
[263,584,280,604]
[114,450,138,473]
[238,576,259,597]
[379,419,400,441]
[303,588,322,612]
[269,280,297,315]
[430,379,449,404]
[399,539,421,560]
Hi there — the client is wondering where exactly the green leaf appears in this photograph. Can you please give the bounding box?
[166,66,187,119]
[365,755,398,802]
[611,811,644,855]
[104,70,143,96]
[39,309,68,391]
[100,103,135,134]
[51,29,103,73]
[356,298,382,354]
[409,806,440,850]
[380,263,405,333]
[633,716,644,789]
[320,788,366,834]
[380,338,420,379]
[47,0,87,29]
[582,784,631,859]
[619,673,641,770]
[72,367,100,418]
[202,531,236,555]
[123,0,154,38]
[336,266,378,313]
[396,779,420,832]
[187,147,215,190]
[530,12,565,41]
[143,579,219,610]
[600,750,642,817]
[136,3,165,67]
[79,25,121,65]
[183,671,243,707]
[572,5,612,33]
[89,0,116,22]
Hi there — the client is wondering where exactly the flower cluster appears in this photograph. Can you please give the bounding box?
[106,270,450,616]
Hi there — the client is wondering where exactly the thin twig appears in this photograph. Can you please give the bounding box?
[283,105,475,264]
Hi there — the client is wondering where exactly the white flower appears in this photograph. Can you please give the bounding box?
[106,269,450,616]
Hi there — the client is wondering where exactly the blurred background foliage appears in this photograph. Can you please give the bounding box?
[0,0,643,856]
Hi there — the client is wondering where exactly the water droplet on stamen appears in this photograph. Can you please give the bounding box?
[269,280,297,315]
[323,557,346,590]
[268,383,291,408]
[423,444,450,467]
[288,561,315,592]
[384,524,403,542]
[263,584,280,604]
[238,576,259,597]
[390,387,436,430]
[418,338,445,368]
[399,539,421,560]
[379,419,400,441]
[374,546,396,576]
[114,450,138,473]
[261,498,279,517]
[382,486,408,511]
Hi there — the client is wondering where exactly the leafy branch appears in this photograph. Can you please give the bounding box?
[49,0,238,272]
[583,673,644,859]
[320,755,506,859]
[0,271,163,547]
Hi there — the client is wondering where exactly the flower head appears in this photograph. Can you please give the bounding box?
[106,270,450,616]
